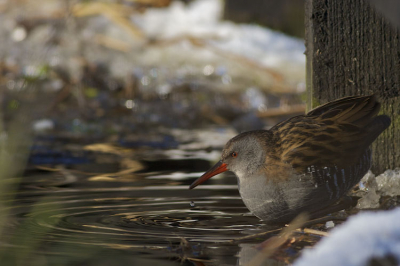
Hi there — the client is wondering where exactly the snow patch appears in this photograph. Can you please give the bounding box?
[294,207,400,266]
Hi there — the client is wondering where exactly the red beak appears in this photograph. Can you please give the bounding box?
[189,161,228,189]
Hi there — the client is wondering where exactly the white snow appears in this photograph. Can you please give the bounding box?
[32,119,54,132]
[134,0,304,65]
[294,207,400,266]
[300,170,400,265]
[130,0,305,89]
[133,0,222,39]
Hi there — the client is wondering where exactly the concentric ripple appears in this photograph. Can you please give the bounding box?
[0,167,319,266]
[3,185,266,253]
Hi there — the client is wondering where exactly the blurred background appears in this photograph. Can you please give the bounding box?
[0,0,310,265]
[1,0,306,138]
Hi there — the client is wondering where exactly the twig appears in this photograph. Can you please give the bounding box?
[296,228,329,237]
[246,214,308,266]
[72,2,144,38]
[302,216,346,228]
[257,104,306,118]
[229,227,281,243]
[94,34,131,52]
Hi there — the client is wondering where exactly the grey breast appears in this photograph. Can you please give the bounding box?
[237,149,372,223]
[237,172,316,223]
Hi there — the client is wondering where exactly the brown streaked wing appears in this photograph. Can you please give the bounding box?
[307,94,380,127]
[273,117,367,171]
[270,95,383,172]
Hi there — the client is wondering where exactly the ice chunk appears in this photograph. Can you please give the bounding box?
[375,169,400,196]
[325,221,335,229]
[357,169,400,209]
[357,171,380,209]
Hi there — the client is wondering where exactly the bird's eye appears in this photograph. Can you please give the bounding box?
[231,152,238,158]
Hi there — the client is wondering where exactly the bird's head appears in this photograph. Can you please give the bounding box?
[189,131,270,189]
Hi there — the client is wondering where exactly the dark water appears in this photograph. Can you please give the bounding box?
[0,144,323,266]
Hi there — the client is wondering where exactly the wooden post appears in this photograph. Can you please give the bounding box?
[305,0,400,173]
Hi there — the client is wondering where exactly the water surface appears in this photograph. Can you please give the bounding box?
[1,136,325,266]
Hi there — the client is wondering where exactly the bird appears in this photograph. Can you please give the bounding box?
[189,95,391,224]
